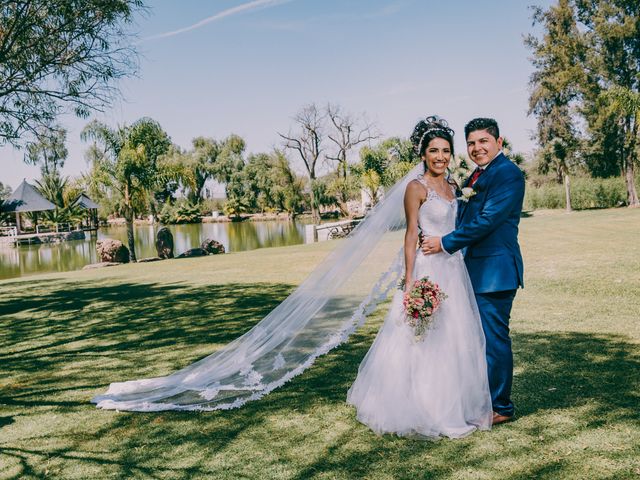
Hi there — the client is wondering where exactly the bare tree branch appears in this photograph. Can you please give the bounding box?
[278,103,326,222]
[325,103,378,178]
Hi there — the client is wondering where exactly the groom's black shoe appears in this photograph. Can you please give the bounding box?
[492,412,513,425]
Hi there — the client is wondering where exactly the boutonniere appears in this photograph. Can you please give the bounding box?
[458,187,477,202]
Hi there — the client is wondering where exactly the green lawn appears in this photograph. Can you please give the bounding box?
[1,208,639,479]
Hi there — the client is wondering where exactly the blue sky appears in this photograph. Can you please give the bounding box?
[2,0,554,189]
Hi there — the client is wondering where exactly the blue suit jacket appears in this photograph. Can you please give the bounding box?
[441,153,525,294]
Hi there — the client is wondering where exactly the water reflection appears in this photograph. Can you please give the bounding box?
[0,220,309,280]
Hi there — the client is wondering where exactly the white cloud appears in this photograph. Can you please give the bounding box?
[143,0,296,42]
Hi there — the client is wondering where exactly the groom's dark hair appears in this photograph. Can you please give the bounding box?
[465,118,500,140]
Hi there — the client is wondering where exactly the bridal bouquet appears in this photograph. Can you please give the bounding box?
[402,276,447,341]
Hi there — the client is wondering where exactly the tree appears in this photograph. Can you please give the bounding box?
[311,177,338,212]
[24,125,83,222]
[360,169,382,206]
[242,153,273,213]
[81,117,171,261]
[599,86,640,206]
[355,137,415,207]
[158,137,221,207]
[526,0,584,211]
[34,173,85,226]
[0,181,11,201]
[24,126,68,176]
[271,150,305,216]
[325,103,377,215]
[126,117,174,220]
[213,134,246,186]
[326,173,359,215]
[25,124,69,210]
[527,0,639,207]
[357,145,386,206]
[379,137,415,185]
[501,138,528,174]
[34,169,67,210]
[202,134,247,218]
[0,181,13,225]
[0,0,144,147]
[575,0,640,207]
[279,104,326,222]
[187,137,221,203]
[223,170,252,219]
[148,144,185,210]
[225,149,307,218]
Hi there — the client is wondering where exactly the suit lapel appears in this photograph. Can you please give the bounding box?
[458,198,468,225]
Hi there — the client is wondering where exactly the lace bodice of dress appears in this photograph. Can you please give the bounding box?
[416,178,457,237]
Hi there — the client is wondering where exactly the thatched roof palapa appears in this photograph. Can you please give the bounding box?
[73,193,99,210]
[2,180,56,213]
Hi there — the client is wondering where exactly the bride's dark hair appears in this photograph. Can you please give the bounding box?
[410,116,455,159]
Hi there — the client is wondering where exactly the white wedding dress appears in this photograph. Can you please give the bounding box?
[347,181,493,439]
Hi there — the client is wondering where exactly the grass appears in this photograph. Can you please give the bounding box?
[0,208,639,479]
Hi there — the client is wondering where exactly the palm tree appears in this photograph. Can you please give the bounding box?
[81,118,171,261]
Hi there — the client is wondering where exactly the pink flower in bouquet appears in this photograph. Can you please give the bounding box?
[401,276,448,341]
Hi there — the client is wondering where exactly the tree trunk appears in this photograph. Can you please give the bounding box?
[124,183,137,261]
[622,117,639,207]
[369,188,378,206]
[338,201,349,218]
[125,209,137,262]
[563,168,572,212]
[625,160,639,207]
[339,152,349,217]
[309,177,320,223]
[149,199,158,224]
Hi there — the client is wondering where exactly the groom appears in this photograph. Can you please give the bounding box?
[422,118,525,425]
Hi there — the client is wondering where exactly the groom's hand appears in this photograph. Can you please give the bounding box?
[421,236,442,255]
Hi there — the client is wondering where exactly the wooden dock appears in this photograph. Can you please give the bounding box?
[0,227,97,246]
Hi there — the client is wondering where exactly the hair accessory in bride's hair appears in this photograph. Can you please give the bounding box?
[415,116,455,157]
[425,115,449,129]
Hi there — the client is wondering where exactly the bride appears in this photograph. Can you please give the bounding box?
[92,117,491,439]
[347,117,492,438]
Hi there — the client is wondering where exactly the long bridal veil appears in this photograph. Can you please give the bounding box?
[92,163,423,411]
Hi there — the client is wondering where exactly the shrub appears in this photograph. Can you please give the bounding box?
[524,176,628,210]
[570,178,627,209]
[198,198,226,216]
[159,201,202,224]
[525,183,565,210]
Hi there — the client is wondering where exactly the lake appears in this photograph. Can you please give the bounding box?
[0,220,310,280]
